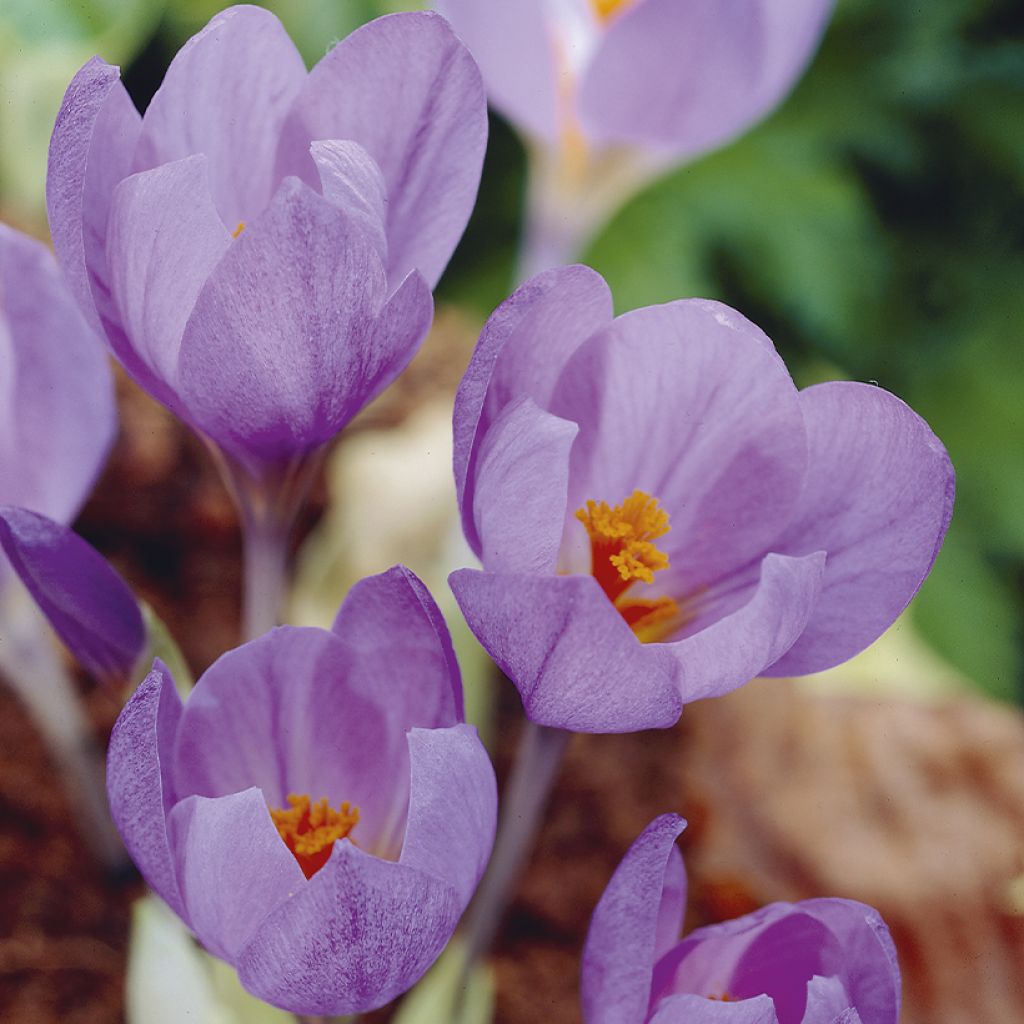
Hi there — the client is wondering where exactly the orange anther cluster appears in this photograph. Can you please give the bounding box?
[269,794,359,879]
[591,0,635,23]
[231,221,245,238]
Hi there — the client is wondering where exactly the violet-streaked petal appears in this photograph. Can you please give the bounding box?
[46,57,140,335]
[133,5,306,226]
[764,382,954,676]
[0,224,115,522]
[0,507,144,681]
[579,0,832,157]
[802,976,853,1024]
[277,11,487,288]
[167,788,305,962]
[662,552,824,703]
[236,842,460,1016]
[550,300,806,590]
[107,155,231,412]
[449,569,682,732]
[107,661,185,917]
[434,0,559,142]
[399,725,496,908]
[453,265,612,554]
[647,993,779,1024]
[472,397,578,575]
[582,814,687,1024]
[331,565,463,728]
[311,139,389,265]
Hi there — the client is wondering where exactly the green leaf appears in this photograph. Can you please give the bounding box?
[392,938,495,1024]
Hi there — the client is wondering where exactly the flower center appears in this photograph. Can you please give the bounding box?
[269,793,359,879]
[590,0,635,23]
[575,489,680,640]
[232,221,245,238]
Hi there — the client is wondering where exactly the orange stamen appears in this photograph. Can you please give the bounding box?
[269,794,358,879]
[232,222,245,238]
[591,0,636,23]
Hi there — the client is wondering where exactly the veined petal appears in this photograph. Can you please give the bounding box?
[134,4,306,226]
[802,975,853,1023]
[765,382,954,676]
[277,12,487,288]
[648,993,779,1024]
[236,842,460,1015]
[449,569,682,732]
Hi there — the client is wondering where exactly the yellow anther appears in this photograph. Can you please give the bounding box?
[232,221,245,238]
[591,0,635,23]
[269,794,358,879]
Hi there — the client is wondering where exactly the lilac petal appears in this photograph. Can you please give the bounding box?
[764,382,955,676]
[277,11,487,288]
[0,507,144,681]
[579,0,832,157]
[471,397,578,574]
[46,57,141,335]
[106,156,230,413]
[582,814,687,1024]
[434,0,559,142]
[134,5,306,227]
[331,565,463,728]
[449,569,681,732]
[399,725,496,908]
[663,552,825,703]
[236,842,461,1016]
[648,994,779,1024]
[107,662,186,917]
[0,224,115,522]
[453,265,612,555]
[802,976,853,1023]
[167,788,305,962]
[655,845,688,962]
[832,1012,863,1024]
[311,140,388,265]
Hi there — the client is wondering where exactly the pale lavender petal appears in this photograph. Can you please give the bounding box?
[648,994,779,1024]
[765,382,954,676]
[311,140,388,264]
[453,265,612,555]
[655,845,688,962]
[0,224,115,522]
[802,976,852,1024]
[134,5,306,226]
[550,300,806,591]
[278,11,487,287]
[106,156,230,412]
[663,552,824,703]
[471,397,578,574]
[434,0,559,142]
[399,725,496,908]
[832,1011,863,1024]
[449,569,682,732]
[331,565,463,727]
[236,842,460,1015]
[46,57,140,335]
[167,788,305,962]
[582,814,687,1024]
[579,0,832,157]
[107,662,186,917]
[0,507,144,681]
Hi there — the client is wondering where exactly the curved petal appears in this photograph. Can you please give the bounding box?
[0,507,144,682]
[0,224,115,522]
[331,564,464,727]
[107,155,231,412]
[453,265,612,554]
[277,11,487,288]
[449,569,682,732]
[582,814,687,1024]
[107,661,186,917]
[167,788,305,962]
[236,842,461,1016]
[550,300,806,591]
[134,5,306,226]
[663,552,824,703]
[434,0,559,142]
[311,140,388,264]
[399,724,496,908]
[765,382,954,676]
[46,57,141,335]
[802,975,853,1024]
[579,0,832,157]
[648,993,779,1024]
[472,397,578,574]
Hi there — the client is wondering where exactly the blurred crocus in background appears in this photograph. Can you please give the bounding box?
[582,814,900,1023]
[436,0,834,275]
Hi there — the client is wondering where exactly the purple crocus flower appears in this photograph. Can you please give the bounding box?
[107,565,497,1016]
[582,815,900,1024]
[450,266,954,733]
[47,5,486,484]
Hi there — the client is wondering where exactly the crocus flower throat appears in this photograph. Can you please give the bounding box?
[269,794,359,879]
[590,0,634,23]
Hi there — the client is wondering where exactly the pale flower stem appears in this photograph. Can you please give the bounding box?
[240,512,290,642]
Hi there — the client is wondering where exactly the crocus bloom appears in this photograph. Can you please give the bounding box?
[47,5,486,484]
[450,266,954,733]
[107,566,497,1016]
[583,815,900,1024]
